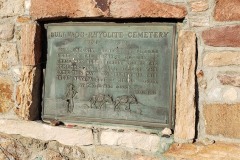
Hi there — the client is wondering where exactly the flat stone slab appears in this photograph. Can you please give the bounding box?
[0,120,93,146]
[100,130,160,152]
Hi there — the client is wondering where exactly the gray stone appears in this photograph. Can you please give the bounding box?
[100,130,160,152]
[223,88,238,101]
[0,43,18,71]
[0,24,14,40]
[0,0,24,17]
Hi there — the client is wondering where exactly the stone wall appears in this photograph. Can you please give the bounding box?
[0,0,239,159]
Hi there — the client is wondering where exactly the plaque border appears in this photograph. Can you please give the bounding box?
[42,22,177,129]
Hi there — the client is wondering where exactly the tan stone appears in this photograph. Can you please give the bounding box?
[203,51,240,67]
[17,16,31,23]
[174,31,196,143]
[217,72,240,87]
[109,0,187,18]
[21,23,41,66]
[30,0,105,20]
[96,146,130,159]
[214,0,240,21]
[223,88,238,101]
[0,120,94,146]
[202,25,240,47]
[133,155,158,160]
[165,143,240,160]
[189,15,210,27]
[203,104,240,138]
[100,130,160,152]
[190,0,209,12]
[0,43,18,71]
[46,150,66,160]
[0,77,14,113]
[0,0,24,17]
[15,66,41,120]
[0,24,14,40]
[0,134,29,159]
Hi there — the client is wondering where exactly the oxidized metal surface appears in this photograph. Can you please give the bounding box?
[43,23,176,128]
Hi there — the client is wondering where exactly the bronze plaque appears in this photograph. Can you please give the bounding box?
[43,23,176,128]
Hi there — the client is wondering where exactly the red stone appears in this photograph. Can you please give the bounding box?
[110,0,187,18]
[202,25,240,47]
[30,0,186,20]
[30,0,105,20]
[214,0,240,21]
[21,23,41,66]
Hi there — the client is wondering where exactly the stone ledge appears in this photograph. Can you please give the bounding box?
[0,120,94,146]
[100,130,160,152]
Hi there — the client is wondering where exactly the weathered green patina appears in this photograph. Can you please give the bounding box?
[43,23,177,128]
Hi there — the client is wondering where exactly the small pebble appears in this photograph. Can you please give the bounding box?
[161,128,172,136]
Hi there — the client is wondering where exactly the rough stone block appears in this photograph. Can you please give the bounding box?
[100,130,160,152]
[0,134,29,159]
[214,0,240,21]
[203,104,240,139]
[202,25,240,47]
[0,120,94,146]
[174,31,196,143]
[21,23,41,66]
[190,0,208,12]
[203,51,240,67]
[189,15,210,27]
[0,77,14,113]
[96,146,130,159]
[0,43,18,71]
[110,0,187,18]
[0,24,14,40]
[30,0,105,20]
[165,143,240,159]
[0,0,24,17]
[133,155,159,160]
[15,66,41,120]
[217,72,240,87]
